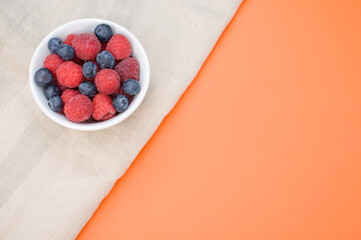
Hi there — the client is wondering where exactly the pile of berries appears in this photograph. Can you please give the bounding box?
[34,23,141,123]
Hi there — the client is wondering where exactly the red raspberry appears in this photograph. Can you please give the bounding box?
[92,93,116,121]
[95,69,120,94]
[56,61,84,88]
[64,94,93,123]
[61,89,79,106]
[99,112,116,121]
[43,54,65,75]
[64,33,75,46]
[106,34,131,60]
[114,57,139,82]
[72,33,101,60]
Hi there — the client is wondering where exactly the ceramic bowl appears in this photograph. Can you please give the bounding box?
[29,18,150,131]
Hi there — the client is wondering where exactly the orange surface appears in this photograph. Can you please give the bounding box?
[77,1,361,239]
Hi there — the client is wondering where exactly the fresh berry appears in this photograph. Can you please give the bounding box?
[64,33,75,46]
[47,37,63,54]
[56,44,75,61]
[113,94,129,113]
[64,94,93,122]
[56,61,84,88]
[96,51,115,69]
[114,57,139,82]
[94,24,113,43]
[44,85,61,99]
[61,89,79,106]
[82,61,98,79]
[122,79,141,95]
[95,69,120,94]
[34,68,53,87]
[72,33,101,60]
[54,80,67,93]
[48,96,63,112]
[43,54,65,75]
[79,81,97,97]
[106,34,131,60]
[99,112,116,121]
[92,93,116,120]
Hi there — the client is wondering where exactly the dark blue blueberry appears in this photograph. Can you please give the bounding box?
[56,44,75,61]
[94,24,113,43]
[122,79,141,95]
[79,81,97,97]
[113,95,129,113]
[82,61,98,79]
[43,85,61,100]
[34,68,53,87]
[96,51,115,69]
[48,96,63,112]
[47,37,63,54]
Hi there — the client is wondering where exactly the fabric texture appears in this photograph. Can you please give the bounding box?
[0,0,241,239]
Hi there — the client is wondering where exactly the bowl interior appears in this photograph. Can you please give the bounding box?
[29,19,149,131]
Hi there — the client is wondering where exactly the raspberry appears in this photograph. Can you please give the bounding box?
[92,93,116,121]
[95,69,120,94]
[61,89,79,106]
[64,33,75,46]
[106,34,131,60]
[72,33,101,60]
[114,57,139,82]
[56,61,84,88]
[99,112,116,121]
[43,54,65,75]
[64,94,93,122]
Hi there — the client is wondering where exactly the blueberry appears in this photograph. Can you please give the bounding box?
[94,24,113,43]
[56,44,75,61]
[113,94,129,113]
[122,79,141,95]
[48,37,63,54]
[79,81,97,97]
[96,51,115,69]
[43,85,61,99]
[82,61,98,79]
[48,96,63,112]
[34,68,53,87]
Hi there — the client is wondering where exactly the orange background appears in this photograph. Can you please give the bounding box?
[77,0,361,239]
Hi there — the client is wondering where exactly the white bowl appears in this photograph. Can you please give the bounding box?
[29,18,150,131]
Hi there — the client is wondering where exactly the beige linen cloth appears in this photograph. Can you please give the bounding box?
[0,0,241,239]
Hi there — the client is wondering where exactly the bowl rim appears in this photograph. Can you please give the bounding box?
[29,18,150,131]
